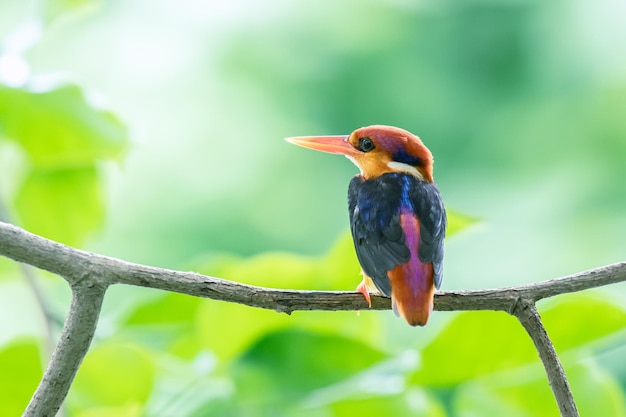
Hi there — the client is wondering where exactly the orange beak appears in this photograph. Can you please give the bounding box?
[285,135,357,156]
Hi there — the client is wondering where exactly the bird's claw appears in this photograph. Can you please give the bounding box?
[356,280,372,308]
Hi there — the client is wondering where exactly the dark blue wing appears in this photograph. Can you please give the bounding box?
[348,173,447,294]
[348,175,410,296]
[409,179,447,289]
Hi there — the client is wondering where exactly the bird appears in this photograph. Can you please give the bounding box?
[285,125,446,326]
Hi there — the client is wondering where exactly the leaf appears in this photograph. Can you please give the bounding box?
[301,353,446,417]
[328,389,446,417]
[43,0,99,23]
[141,352,232,417]
[453,361,626,417]
[0,339,43,417]
[121,292,203,359]
[411,294,626,387]
[70,342,155,409]
[14,166,103,246]
[0,84,127,169]
[196,299,292,361]
[411,311,535,386]
[197,251,322,290]
[232,328,387,406]
[0,258,18,282]
[571,361,626,417]
[445,209,478,237]
[0,84,128,245]
[321,230,362,289]
[539,293,626,352]
[74,403,143,417]
[125,292,202,326]
[194,243,384,361]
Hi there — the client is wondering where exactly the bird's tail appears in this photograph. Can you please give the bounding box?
[388,212,435,326]
[389,262,435,326]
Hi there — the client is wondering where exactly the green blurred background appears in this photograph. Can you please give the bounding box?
[0,0,625,416]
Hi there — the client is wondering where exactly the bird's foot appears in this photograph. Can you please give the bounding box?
[356,279,372,308]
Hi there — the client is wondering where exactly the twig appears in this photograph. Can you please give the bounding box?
[0,200,63,356]
[18,264,64,350]
[0,221,624,417]
[23,282,107,417]
[514,300,579,417]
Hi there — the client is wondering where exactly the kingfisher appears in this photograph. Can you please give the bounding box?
[286,125,446,326]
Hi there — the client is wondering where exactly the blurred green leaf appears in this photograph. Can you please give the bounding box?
[572,361,626,417]
[445,209,478,237]
[142,354,232,417]
[196,297,383,363]
[43,0,99,23]
[196,300,291,362]
[0,257,18,281]
[540,294,626,352]
[14,166,103,246]
[194,241,371,362]
[205,251,323,290]
[318,230,361,289]
[74,403,143,417]
[122,293,203,359]
[329,389,446,417]
[0,84,127,169]
[0,339,42,417]
[199,231,357,290]
[454,366,556,417]
[125,292,201,326]
[453,361,626,417]
[0,83,128,246]
[233,328,387,406]
[411,311,534,386]
[71,342,155,409]
[412,294,626,387]
[302,354,445,417]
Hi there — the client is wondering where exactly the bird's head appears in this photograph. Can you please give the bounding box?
[286,125,434,182]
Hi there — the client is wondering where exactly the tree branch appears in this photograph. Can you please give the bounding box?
[0,221,624,417]
[23,282,107,417]
[514,300,579,417]
[1,221,624,313]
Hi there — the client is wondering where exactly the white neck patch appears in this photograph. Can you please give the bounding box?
[387,161,424,180]
[345,155,363,175]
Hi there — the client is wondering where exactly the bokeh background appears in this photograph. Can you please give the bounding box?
[1,0,625,416]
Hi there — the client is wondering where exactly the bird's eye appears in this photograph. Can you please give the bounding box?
[358,137,375,152]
